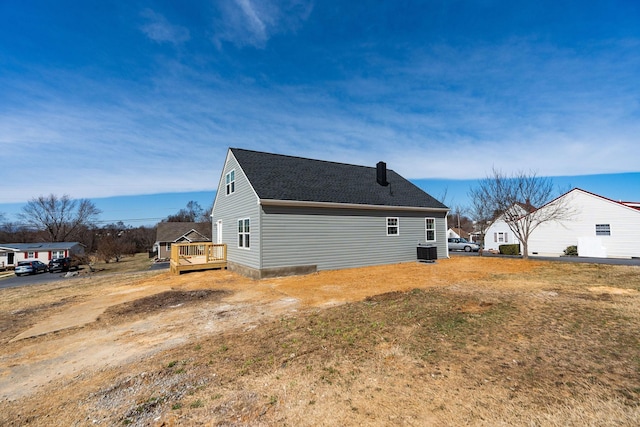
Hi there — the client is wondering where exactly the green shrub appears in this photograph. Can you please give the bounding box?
[563,245,578,256]
[499,244,520,255]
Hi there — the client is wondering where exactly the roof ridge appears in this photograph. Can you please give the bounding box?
[228,147,447,210]
[230,147,391,171]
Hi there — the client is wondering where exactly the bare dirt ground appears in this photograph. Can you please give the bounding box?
[1,257,639,426]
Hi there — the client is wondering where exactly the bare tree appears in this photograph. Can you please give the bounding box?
[466,190,494,254]
[447,205,473,233]
[96,234,135,263]
[437,187,449,206]
[199,202,214,223]
[162,201,207,223]
[470,168,574,259]
[19,194,101,242]
[0,222,38,243]
[128,225,157,253]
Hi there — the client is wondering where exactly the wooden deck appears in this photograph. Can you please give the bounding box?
[170,242,227,274]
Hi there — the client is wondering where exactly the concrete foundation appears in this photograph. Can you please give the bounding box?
[227,261,317,279]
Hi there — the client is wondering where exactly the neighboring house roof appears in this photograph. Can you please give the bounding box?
[621,201,640,211]
[0,242,82,252]
[535,188,640,214]
[487,187,640,230]
[230,148,448,210]
[448,227,471,240]
[155,222,211,243]
[490,201,537,224]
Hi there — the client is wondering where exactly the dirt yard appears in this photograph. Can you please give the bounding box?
[1,257,639,426]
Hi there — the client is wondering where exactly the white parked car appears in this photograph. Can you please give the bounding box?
[448,238,480,252]
[14,260,48,276]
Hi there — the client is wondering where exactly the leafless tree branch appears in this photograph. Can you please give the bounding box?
[19,194,101,242]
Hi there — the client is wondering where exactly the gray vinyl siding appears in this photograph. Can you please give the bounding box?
[260,206,447,271]
[211,153,262,269]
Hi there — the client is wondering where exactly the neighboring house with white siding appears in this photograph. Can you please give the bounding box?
[527,188,640,259]
[447,227,470,240]
[211,148,450,279]
[0,242,84,269]
[483,203,531,252]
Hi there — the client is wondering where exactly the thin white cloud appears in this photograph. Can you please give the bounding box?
[212,0,313,48]
[140,9,190,45]
[235,0,268,42]
[1,31,639,204]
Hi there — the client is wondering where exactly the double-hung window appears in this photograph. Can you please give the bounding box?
[494,232,508,243]
[225,170,235,195]
[387,217,399,236]
[425,218,436,242]
[238,218,250,248]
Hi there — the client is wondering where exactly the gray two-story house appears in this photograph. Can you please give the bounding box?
[211,148,449,279]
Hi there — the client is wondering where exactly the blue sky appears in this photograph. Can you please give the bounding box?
[1,1,639,225]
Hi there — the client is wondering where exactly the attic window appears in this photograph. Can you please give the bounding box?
[595,224,611,236]
[225,170,235,195]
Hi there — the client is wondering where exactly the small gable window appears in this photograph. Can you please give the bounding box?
[595,224,611,236]
[387,217,399,236]
[425,218,436,241]
[238,218,250,248]
[226,170,235,195]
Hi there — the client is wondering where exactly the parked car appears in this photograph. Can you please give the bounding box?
[14,260,48,276]
[48,257,81,273]
[448,237,480,252]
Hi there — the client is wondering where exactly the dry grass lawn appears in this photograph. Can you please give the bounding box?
[1,256,639,426]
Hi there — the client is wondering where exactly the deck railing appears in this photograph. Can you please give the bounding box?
[170,242,227,274]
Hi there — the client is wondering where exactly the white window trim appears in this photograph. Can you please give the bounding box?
[238,218,250,249]
[496,232,508,243]
[225,169,236,195]
[425,217,436,242]
[386,217,399,236]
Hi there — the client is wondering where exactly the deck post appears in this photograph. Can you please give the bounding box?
[170,242,227,274]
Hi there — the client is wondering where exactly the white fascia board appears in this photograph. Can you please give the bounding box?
[259,198,449,213]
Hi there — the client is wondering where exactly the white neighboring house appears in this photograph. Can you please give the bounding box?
[528,188,640,259]
[483,204,530,252]
[447,227,470,240]
[0,242,85,269]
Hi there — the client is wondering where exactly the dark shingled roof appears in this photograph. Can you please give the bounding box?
[155,222,211,243]
[230,148,448,210]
